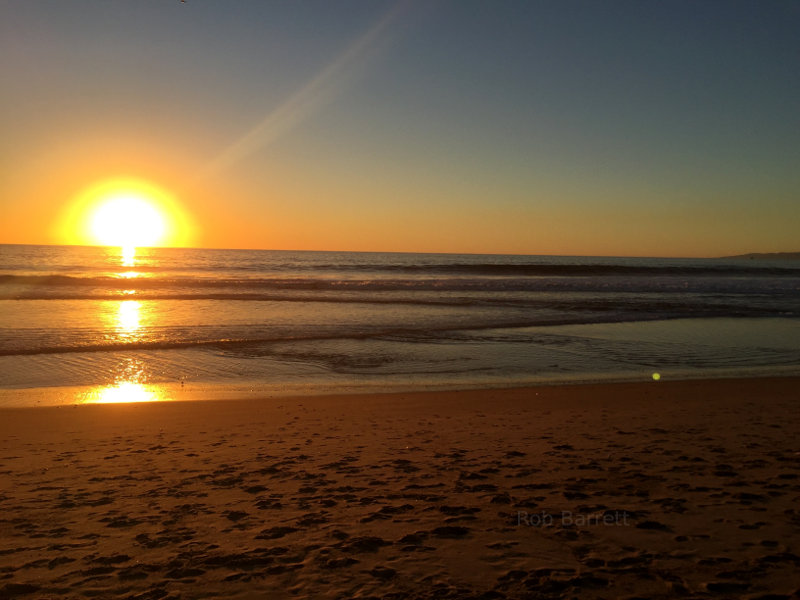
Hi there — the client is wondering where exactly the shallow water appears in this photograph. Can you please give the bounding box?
[1,244,798,405]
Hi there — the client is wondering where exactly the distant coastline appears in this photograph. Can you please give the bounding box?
[723,252,800,260]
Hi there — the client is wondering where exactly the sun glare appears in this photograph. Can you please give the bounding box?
[60,178,194,249]
[117,300,141,335]
[91,382,163,404]
[91,194,165,248]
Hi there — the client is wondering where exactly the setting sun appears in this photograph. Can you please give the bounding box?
[59,178,195,249]
[90,194,165,248]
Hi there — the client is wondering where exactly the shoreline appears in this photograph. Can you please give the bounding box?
[1,368,799,409]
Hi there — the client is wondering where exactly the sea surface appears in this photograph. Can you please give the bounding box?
[1,244,799,406]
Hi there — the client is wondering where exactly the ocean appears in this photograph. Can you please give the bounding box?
[1,244,799,406]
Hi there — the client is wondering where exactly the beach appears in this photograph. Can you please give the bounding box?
[1,377,799,599]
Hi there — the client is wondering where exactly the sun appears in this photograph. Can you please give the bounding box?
[60,178,194,249]
[90,193,166,248]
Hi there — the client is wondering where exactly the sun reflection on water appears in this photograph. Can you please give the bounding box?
[80,356,170,404]
[90,381,164,404]
[121,245,136,267]
[117,300,141,332]
[103,298,150,342]
[79,249,168,405]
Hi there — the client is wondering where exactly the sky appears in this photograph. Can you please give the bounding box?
[1,0,799,257]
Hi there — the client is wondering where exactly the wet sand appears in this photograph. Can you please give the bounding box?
[1,377,799,599]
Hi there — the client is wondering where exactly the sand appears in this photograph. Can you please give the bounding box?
[1,377,799,599]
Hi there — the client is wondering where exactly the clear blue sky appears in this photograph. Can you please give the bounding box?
[1,0,798,256]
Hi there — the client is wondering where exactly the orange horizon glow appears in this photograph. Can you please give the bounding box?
[2,171,792,258]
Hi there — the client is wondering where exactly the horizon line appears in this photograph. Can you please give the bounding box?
[2,241,797,261]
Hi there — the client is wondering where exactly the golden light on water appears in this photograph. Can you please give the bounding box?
[121,245,137,267]
[86,382,165,404]
[101,299,147,341]
[80,355,170,405]
[117,300,141,333]
[64,234,177,406]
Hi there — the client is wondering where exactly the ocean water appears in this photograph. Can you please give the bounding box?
[1,244,799,405]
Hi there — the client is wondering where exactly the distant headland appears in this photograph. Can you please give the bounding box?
[723,252,800,260]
